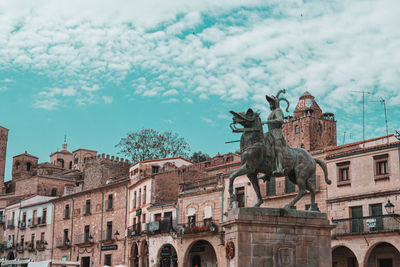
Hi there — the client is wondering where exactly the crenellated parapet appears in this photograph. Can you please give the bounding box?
[84,153,130,167]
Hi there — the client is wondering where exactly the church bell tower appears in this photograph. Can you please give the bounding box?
[282,92,337,151]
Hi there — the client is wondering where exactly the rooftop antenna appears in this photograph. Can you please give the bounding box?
[371,97,389,144]
[352,90,372,147]
[342,131,347,145]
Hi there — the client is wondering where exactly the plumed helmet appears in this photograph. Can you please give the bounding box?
[266,89,290,112]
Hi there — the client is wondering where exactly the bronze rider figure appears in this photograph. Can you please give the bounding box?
[264,89,289,176]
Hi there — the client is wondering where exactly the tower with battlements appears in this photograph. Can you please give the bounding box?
[0,126,8,185]
[283,92,337,151]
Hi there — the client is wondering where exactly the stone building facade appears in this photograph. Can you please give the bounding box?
[51,179,130,267]
[1,196,57,263]
[326,135,400,267]
[127,154,239,267]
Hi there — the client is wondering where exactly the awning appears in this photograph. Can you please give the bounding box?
[26,260,79,267]
[50,260,80,266]
[1,259,31,266]
[27,260,50,267]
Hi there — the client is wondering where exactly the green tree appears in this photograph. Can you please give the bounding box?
[190,151,211,163]
[115,128,191,163]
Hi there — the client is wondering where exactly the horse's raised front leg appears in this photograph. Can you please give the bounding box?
[228,163,248,208]
[248,173,263,207]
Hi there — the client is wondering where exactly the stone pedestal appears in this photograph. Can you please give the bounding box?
[223,207,334,267]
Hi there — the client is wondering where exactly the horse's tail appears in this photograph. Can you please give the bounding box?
[314,158,331,185]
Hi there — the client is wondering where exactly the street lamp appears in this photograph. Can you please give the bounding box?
[114,231,120,240]
[384,200,395,214]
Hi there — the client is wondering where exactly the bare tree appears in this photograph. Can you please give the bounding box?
[115,128,191,163]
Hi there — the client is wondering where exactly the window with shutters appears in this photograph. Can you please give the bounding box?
[374,154,390,180]
[337,161,351,186]
[350,206,363,233]
[369,203,383,231]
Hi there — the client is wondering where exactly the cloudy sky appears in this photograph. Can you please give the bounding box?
[1,0,399,179]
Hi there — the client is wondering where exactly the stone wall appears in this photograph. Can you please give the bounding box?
[223,207,334,267]
[83,154,129,190]
[15,177,75,197]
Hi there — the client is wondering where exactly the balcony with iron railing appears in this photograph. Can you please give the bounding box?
[26,241,35,251]
[178,220,219,237]
[105,199,113,211]
[38,216,46,225]
[19,221,27,229]
[63,209,70,219]
[55,237,71,249]
[147,219,174,235]
[127,224,143,238]
[332,214,400,238]
[16,244,24,253]
[36,240,47,251]
[7,220,15,229]
[74,233,94,246]
[83,205,91,215]
[98,230,115,243]
[5,241,14,250]
[29,218,38,228]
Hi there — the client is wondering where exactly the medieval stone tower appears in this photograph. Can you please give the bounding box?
[283,92,337,151]
[0,126,8,184]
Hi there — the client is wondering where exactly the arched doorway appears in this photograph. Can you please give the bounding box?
[332,246,358,267]
[130,242,139,267]
[366,242,400,267]
[7,251,15,260]
[141,241,149,267]
[158,244,178,267]
[185,240,217,267]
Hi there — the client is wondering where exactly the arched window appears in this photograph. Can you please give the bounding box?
[187,208,196,227]
[51,188,57,196]
[57,159,65,168]
[69,161,72,169]
[26,162,31,171]
[15,161,20,170]
[204,205,212,225]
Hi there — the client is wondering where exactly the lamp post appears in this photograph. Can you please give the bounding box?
[114,231,120,241]
[384,200,395,214]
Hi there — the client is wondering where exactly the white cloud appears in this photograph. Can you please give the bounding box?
[0,0,399,132]
[32,98,59,110]
[1,78,15,83]
[163,89,179,96]
[0,86,8,92]
[103,96,113,104]
[183,97,193,104]
[201,116,214,125]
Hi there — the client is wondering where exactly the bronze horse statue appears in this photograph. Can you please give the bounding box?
[228,108,331,211]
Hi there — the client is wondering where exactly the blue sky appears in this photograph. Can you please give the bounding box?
[1,0,399,180]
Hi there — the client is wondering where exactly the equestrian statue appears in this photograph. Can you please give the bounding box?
[228,89,331,211]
